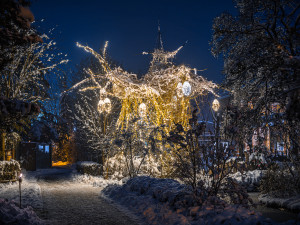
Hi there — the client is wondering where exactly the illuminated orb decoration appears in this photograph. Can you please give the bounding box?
[138,103,147,118]
[104,98,112,113]
[97,100,105,113]
[176,82,183,98]
[212,99,220,112]
[98,98,111,114]
[182,81,192,96]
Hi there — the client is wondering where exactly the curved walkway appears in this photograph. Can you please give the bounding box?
[36,169,141,225]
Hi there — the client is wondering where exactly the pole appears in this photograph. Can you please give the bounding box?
[19,173,22,208]
[216,113,220,152]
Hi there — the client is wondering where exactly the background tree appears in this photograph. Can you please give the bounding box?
[211,0,300,196]
[60,53,120,164]
[0,0,69,159]
[211,0,299,152]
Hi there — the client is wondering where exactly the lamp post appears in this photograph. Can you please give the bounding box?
[18,173,23,208]
[212,99,220,152]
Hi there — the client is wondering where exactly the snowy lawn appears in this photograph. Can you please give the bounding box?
[102,176,297,225]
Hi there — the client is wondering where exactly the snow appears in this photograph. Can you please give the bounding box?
[71,173,123,187]
[249,152,267,164]
[102,176,296,225]
[0,198,44,225]
[0,169,44,224]
[1,165,298,224]
[76,161,100,167]
[230,170,266,192]
[259,194,300,212]
[0,172,42,209]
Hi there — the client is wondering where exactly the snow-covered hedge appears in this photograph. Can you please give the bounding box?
[0,198,44,225]
[230,170,266,192]
[76,161,102,176]
[259,194,300,212]
[0,160,21,182]
[103,176,291,225]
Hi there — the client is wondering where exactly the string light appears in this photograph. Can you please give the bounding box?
[74,41,218,131]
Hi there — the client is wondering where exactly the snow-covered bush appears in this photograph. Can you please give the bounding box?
[103,176,281,225]
[76,161,102,176]
[260,163,300,198]
[0,198,44,225]
[248,149,269,170]
[0,160,21,181]
[104,152,160,180]
[103,176,207,210]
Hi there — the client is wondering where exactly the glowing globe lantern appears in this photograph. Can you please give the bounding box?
[98,98,112,114]
[104,98,112,113]
[138,103,147,118]
[97,100,105,113]
[212,99,220,112]
[182,81,192,96]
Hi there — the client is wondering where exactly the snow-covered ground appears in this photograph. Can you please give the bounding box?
[0,166,121,211]
[0,171,42,209]
[0,166,139,225]
[102,176,297,225]
[0,198,44,225]
[1,165,298,225]
[259,194,300,212]
[231,170,300,213]
[0,169,44,224]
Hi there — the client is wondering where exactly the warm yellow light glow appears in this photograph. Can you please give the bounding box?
[52,161,70,167]
[176,82,183,98]
[98,98,111,114]
[75,41,218,132]
[212,99,220,112]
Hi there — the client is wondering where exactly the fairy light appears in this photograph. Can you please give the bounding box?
[176,82,183,98]
[74,40,218,131]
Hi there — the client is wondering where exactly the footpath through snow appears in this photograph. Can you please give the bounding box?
[0,167,141,225]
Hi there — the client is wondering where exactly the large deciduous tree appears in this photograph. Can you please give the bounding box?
[211,0,300,154]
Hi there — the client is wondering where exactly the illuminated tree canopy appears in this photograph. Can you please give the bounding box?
[70,38,218,133]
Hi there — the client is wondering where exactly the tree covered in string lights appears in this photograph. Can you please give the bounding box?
[64,28,218,172]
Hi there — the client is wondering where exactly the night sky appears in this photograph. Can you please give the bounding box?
[31,0,236,84]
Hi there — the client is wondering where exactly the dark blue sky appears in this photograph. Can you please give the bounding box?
[31,0,236,83]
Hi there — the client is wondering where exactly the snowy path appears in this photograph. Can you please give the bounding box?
[36,170,141,225]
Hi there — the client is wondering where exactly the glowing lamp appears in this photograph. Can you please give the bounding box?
[98,98,112,114]
[182,81,192,96]
[138,103,147,118]
[212,99,220,112]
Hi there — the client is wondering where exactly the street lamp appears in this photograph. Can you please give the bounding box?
[212,99,220,151]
